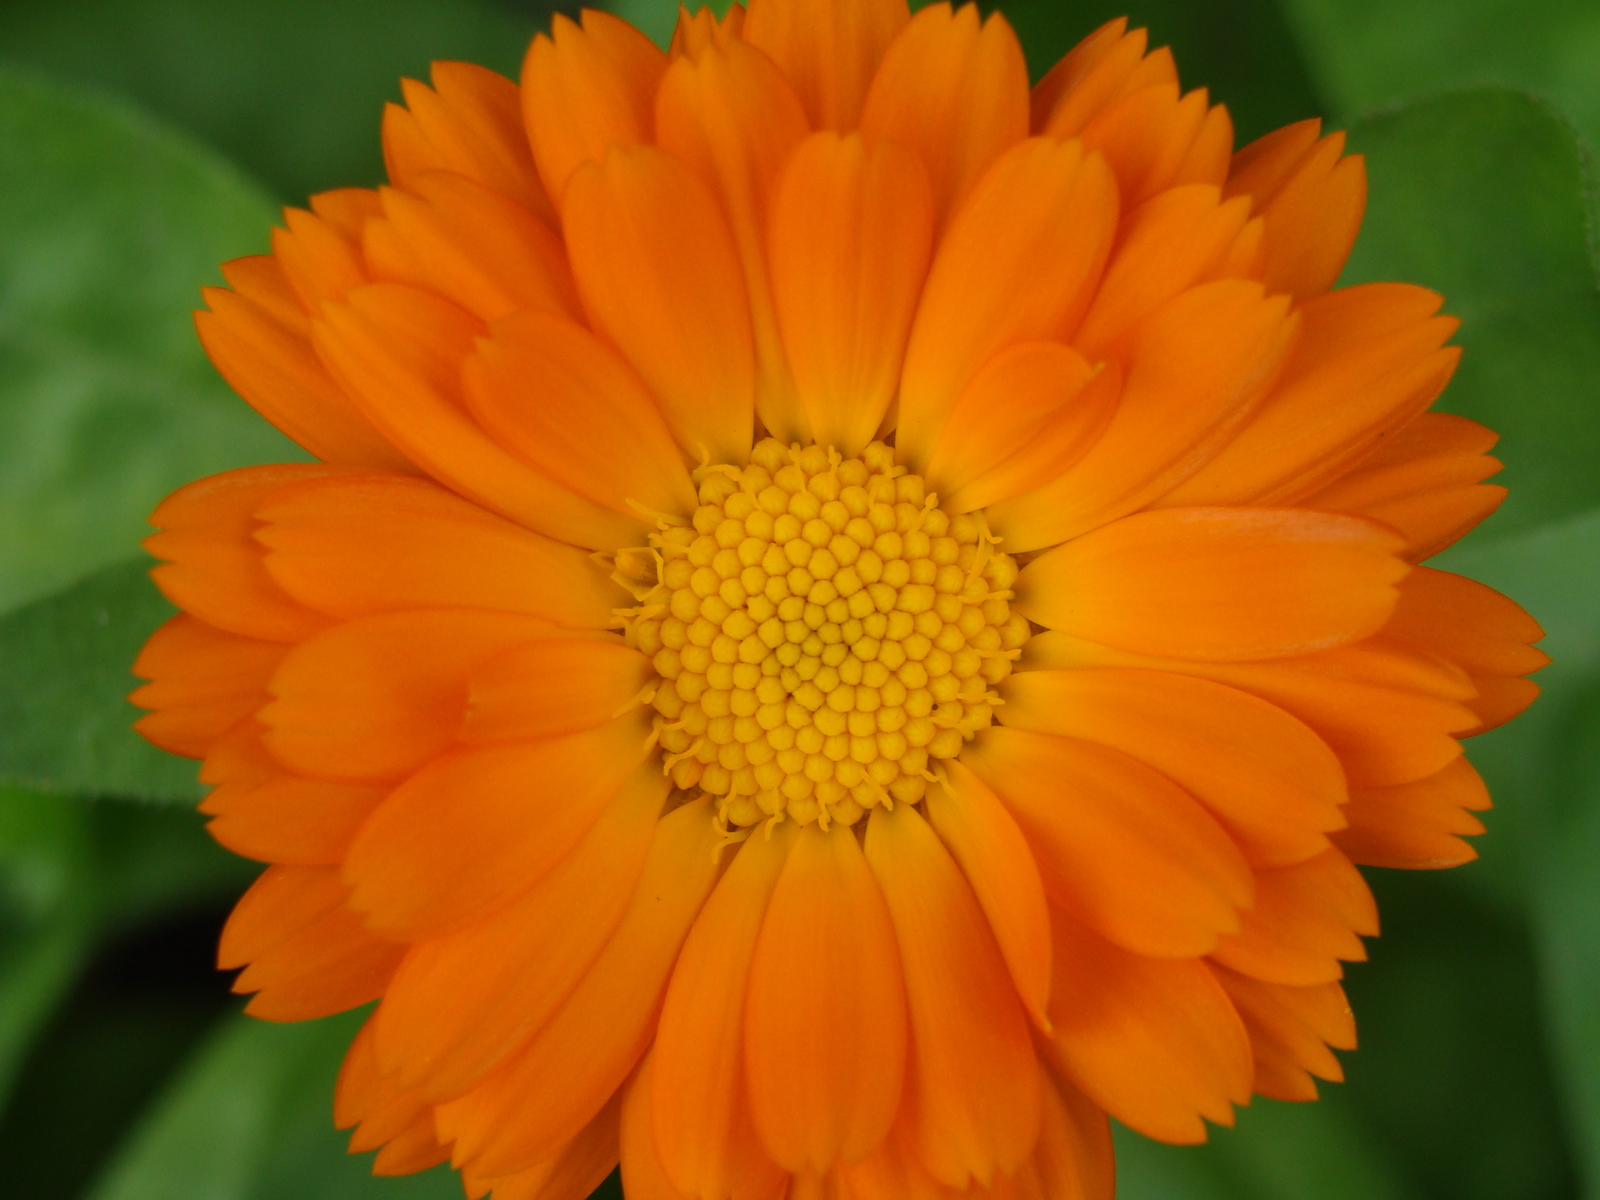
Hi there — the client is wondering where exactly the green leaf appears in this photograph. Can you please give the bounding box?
[1533,687,1600,1192]
[87,1010,463,1200]
[1116,1096,1413,1200]
[1279,0,1600,158]
[1342,89,1600,538]
[0,68,304,617]
[0,558,200,803]
[0,787,96,1105]
[0,0,541,203]
[0,798,257,1194]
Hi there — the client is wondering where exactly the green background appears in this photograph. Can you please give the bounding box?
[0,0,1596,1196]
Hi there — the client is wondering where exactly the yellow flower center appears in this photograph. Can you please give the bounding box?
[625,438,1027,831]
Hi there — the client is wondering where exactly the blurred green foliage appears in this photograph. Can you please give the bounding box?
[0,0,1595,1198]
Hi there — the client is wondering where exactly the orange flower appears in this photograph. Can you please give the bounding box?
[132,3,1547,1197]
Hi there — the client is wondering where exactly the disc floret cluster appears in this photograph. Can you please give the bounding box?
[625,438,1025,831]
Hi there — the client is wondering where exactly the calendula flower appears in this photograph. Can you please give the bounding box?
[130,2,1547,1197]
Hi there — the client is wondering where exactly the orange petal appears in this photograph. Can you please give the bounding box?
[1013,1070,1114,1200]
[859,3,1029,228]
[964,727,1251,958]
[864,803,1040,1188]
[199,720,387,865]
[1304,411,1504,561]
[1209,847,1377,986]
[1031,21,1170,139]
[742,0,910,130]
[1025,630,1477,789]
[1224,118,1322,205]
[463,308,697,519]
[145,464,346,642]
[341,713,654,938]
[195,287,412,471]
[1044,909,1251,1144]
[1073,184,1255,361]
[669,3,746,58]
[521,9,666,204]
[1335,756,1491,869]
[1014,507,1409,661]
[1210,966,1354,1102]
[260,609,560,782]
[622,1054,693,1200]
[653,821,795,1200]
[221,865,404,1022]
[924,343,1114,514]
[896,137,1118,469]
[657,37,812,443]
[220,863,343,966]
[1001,668,1345,866]
[745,820,907,1174]
[438,798,722,1177]
[366,172,579,323]
[219,254,308,332]
[468,1090,621,1200]
[336,1015,434,1152]
[310,283,644,549]
[1160,284,1460,508]
[272,201,372,310]
[835,1111,955,1200]
[256,472,625,627]
[384,62,556,224]
[564,145,755,463]
[373,764,667,1099]
[925,760,1053,1031]
[1383,565,1548,733]
[1077,81,1218,207]
[462,638,653,744]
[371,1110,453,1176]
[768,132,934,455]
[1227,124,1365,300]
[986,279,1298,551]
[1172,103,1236,192]
[131,615,286,758]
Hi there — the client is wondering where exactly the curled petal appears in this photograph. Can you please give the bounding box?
[987,280,1299,551]
[259,609,564,783]
[925,343,1115,514]
[463,309,697,519]
[896,137,1118,469]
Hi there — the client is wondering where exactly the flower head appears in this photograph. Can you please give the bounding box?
[132,3,1547,1197]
